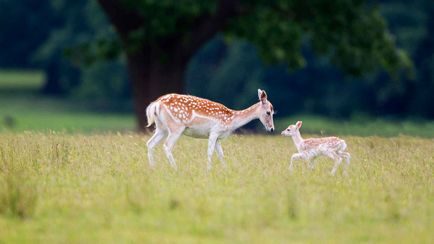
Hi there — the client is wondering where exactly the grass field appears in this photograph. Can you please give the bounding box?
[0,69,44,89]
[0,69,135,133]
[0,133,432,243]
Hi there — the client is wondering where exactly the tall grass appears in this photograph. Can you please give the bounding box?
[0,133,432,242]
[0,138,39,218]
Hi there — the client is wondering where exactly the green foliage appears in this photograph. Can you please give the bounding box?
[31,0,124,96]
[124,0,216,43]
[0,0,57,68]
[222,0,410,75]
[34,0,114,62]
[117,0,410,76]
[74,59,131,110]
[187,37,263,109]
[186,0,433,119]
[0,133,432,242]
[226,1,305,69]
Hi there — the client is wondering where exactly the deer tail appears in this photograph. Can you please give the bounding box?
[145,101,160,127]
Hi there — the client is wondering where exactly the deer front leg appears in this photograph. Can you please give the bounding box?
[289,153,302,171]
[207,133,219,171]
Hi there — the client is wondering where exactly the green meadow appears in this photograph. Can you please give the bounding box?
[0,70,135,133]
[0,133,433,243]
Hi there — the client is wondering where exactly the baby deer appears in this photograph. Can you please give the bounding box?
[281,121,350,175]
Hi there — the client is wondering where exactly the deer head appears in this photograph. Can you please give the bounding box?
[257,89,275,132]
[281,121,302,136]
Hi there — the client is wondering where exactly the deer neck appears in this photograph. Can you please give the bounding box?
[229,103,261,130]
[291,131,304,151]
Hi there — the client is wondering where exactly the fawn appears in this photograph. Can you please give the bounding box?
[281,121,350,175]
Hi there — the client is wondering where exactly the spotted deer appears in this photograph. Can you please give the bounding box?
[146,89,275,170]
[281,121,350,175]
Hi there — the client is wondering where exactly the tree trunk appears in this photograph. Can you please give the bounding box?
[41,61,63,95]
[96,0,241,131]
[126,51,186,132]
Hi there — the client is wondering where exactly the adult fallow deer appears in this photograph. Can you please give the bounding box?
[146,89,275,171]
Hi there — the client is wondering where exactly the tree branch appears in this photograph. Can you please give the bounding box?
[178,0,246,61]
[97,0,249,65]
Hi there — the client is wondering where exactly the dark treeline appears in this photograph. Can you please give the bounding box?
[0,0,432,119]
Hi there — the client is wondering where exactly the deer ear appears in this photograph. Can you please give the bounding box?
[257,89,267,103]
[296,121,302,128]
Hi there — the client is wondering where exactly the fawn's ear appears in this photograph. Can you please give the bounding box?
[258,89,267,103]
[296,121,303,128]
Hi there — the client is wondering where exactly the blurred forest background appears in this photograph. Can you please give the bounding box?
[0,0,433,135]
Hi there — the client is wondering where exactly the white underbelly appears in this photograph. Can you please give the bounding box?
[183,124,212,138]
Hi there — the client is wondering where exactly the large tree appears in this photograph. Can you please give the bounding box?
[97,0,409,131]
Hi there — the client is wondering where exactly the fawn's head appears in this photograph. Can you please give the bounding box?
[257,89,275,132]
[281,121,302,136]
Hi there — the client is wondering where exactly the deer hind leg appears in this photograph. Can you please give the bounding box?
[147,128,166,168]
[158,108,185,170]
[215,140,227,169]
[308,158,316,170]
[326,152,342,176]
[163,128,184,170]
[339,151,351,175]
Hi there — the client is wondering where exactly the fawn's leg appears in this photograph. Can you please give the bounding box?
[326,152,342,175]
[308,158,317,170]
[340,152,351,176]
[289,153,303,171]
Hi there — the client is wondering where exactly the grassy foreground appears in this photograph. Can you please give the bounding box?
[0,133,432,243]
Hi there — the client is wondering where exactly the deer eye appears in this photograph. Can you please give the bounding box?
[266,111,271,115]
